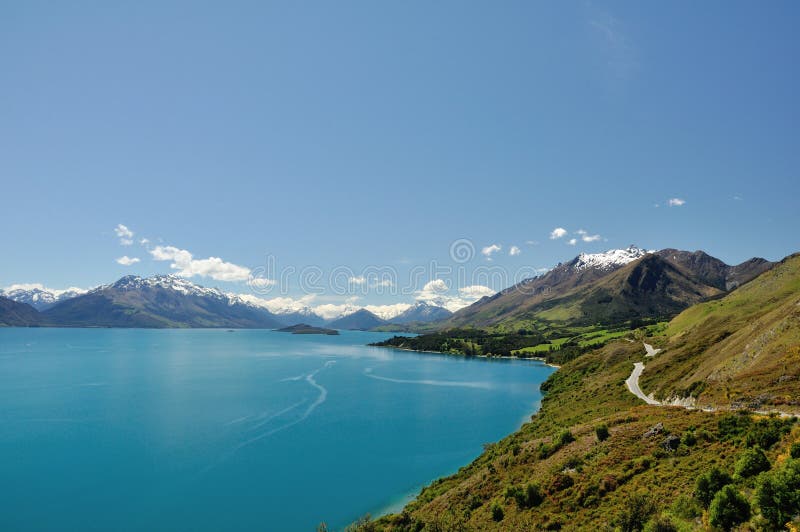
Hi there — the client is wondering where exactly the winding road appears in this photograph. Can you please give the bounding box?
[625,361,660,405]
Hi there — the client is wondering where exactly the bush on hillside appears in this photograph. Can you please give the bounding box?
[614,493,656,532]
[755,458,800,529]
[694,467,733,507]
[734,446,770,478]
[709,485,750,530]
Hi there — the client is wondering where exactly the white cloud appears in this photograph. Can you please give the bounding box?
[568,229,602,246]
[234,293,316,314]
[371,279,394,288]
[364,303,412,320]
[415,280,495,312]
[114,224,134,246]
[149,245,250,282]
[116,256,140,266]
[348,276,367,285]
[567,238,577,246]
[139,238,150,245]
[550,227,568,240]
[459,285,496,298]
[525,240,539,246]
[509,245,521,256]
[481,244,501,259]
[313,303,360,320]
[576,230,602,243]
[668,198,685,207]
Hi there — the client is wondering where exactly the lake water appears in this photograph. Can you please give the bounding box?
[0,328,554,531]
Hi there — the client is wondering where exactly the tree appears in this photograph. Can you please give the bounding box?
[755,458,800,529]
[595,424,610,442]
[734,446,770,478]
[709,485,750,530]
[694,467,733,507]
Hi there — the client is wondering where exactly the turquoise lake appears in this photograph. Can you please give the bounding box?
[0,328,555,531]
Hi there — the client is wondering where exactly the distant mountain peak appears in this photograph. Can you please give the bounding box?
[573,245,652,272]
[108,274,226,299]
[1,283,89,311]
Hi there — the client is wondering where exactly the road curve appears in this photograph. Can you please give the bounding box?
[625,362,660,405]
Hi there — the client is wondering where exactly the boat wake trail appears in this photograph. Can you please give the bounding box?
[235,360,335,450]
[203,360,337,474]
[363,367,491,390]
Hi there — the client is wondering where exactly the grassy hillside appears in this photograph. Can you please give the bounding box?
[640,254,800,413]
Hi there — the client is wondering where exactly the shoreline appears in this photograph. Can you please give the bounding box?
[372,343,562,369]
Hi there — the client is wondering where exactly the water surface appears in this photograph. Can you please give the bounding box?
[0,328,554,531]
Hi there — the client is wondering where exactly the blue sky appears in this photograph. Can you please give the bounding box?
[1,1,798,312]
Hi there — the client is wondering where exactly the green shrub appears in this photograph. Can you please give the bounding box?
[557,429,575,447]
[669,494,701,519]
[490,502,504,522]
[694,467,733,507]
[614,493,656,532]
[745,417,793,449]
[717,412,753,440]
[790,442,800,459]
[506,482,544,509]
[344,514,376,532]
[734,446,770,478]
[680,430,697,447]
[709,485,750,530]
[643,515,678,532]
[755,458,800,529]
[595,424,610,442]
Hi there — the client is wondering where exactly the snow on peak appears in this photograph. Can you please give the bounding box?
[109,275,226,299]
[573,245,652,272]
[1,283,89,310]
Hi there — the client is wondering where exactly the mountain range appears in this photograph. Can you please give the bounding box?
[0,247,775,331]
[0,275,450,329]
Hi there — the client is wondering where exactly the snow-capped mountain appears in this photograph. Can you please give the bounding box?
[43,275,284,328]
[109,275,228,299]
[572,245,652,272]
[392,302,453,324]
[0,284,89,311]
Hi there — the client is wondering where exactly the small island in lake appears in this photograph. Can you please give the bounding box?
[277,323,339,335]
